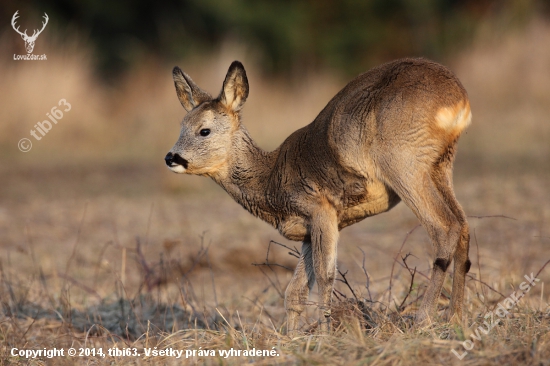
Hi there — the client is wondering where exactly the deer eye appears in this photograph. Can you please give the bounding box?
[199,129,211,137]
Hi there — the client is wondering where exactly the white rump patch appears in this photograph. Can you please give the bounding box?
[436,102,472,133]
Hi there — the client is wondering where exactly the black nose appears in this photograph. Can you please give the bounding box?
[165,152,189,169]
[165,152,174,166]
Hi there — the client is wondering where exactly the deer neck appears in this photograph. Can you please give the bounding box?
[210,128,279,225]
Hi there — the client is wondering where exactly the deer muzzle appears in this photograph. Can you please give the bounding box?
[165,152,189,173]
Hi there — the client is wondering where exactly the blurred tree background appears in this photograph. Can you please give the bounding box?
[2,0,547,81]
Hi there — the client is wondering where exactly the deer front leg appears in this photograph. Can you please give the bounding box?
[310,207,339,333]
[285,241,314,336]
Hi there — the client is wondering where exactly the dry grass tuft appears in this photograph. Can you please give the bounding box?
[1,208,549,365]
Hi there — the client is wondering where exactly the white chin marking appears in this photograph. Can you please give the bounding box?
[169,165,186,173]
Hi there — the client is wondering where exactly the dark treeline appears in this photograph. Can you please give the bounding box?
[2,0,547,80]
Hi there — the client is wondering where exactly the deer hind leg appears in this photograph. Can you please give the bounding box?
[285,241,315,335]
[378,160,461,324]
[432,157,470,323]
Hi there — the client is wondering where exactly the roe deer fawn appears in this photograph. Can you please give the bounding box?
[165,58,472,334]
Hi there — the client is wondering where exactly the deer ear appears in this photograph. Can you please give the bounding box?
[219,61,249,111]
[172,67,211,112]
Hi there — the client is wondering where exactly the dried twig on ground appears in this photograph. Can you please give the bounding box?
[397,253,417,312]
[337,269,358,301]
[388,225,421,312]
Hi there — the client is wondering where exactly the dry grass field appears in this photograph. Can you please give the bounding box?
[1,18,550,366]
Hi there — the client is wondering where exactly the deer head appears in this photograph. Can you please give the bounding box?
[166,61,249,176]
[12,10,49,54]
